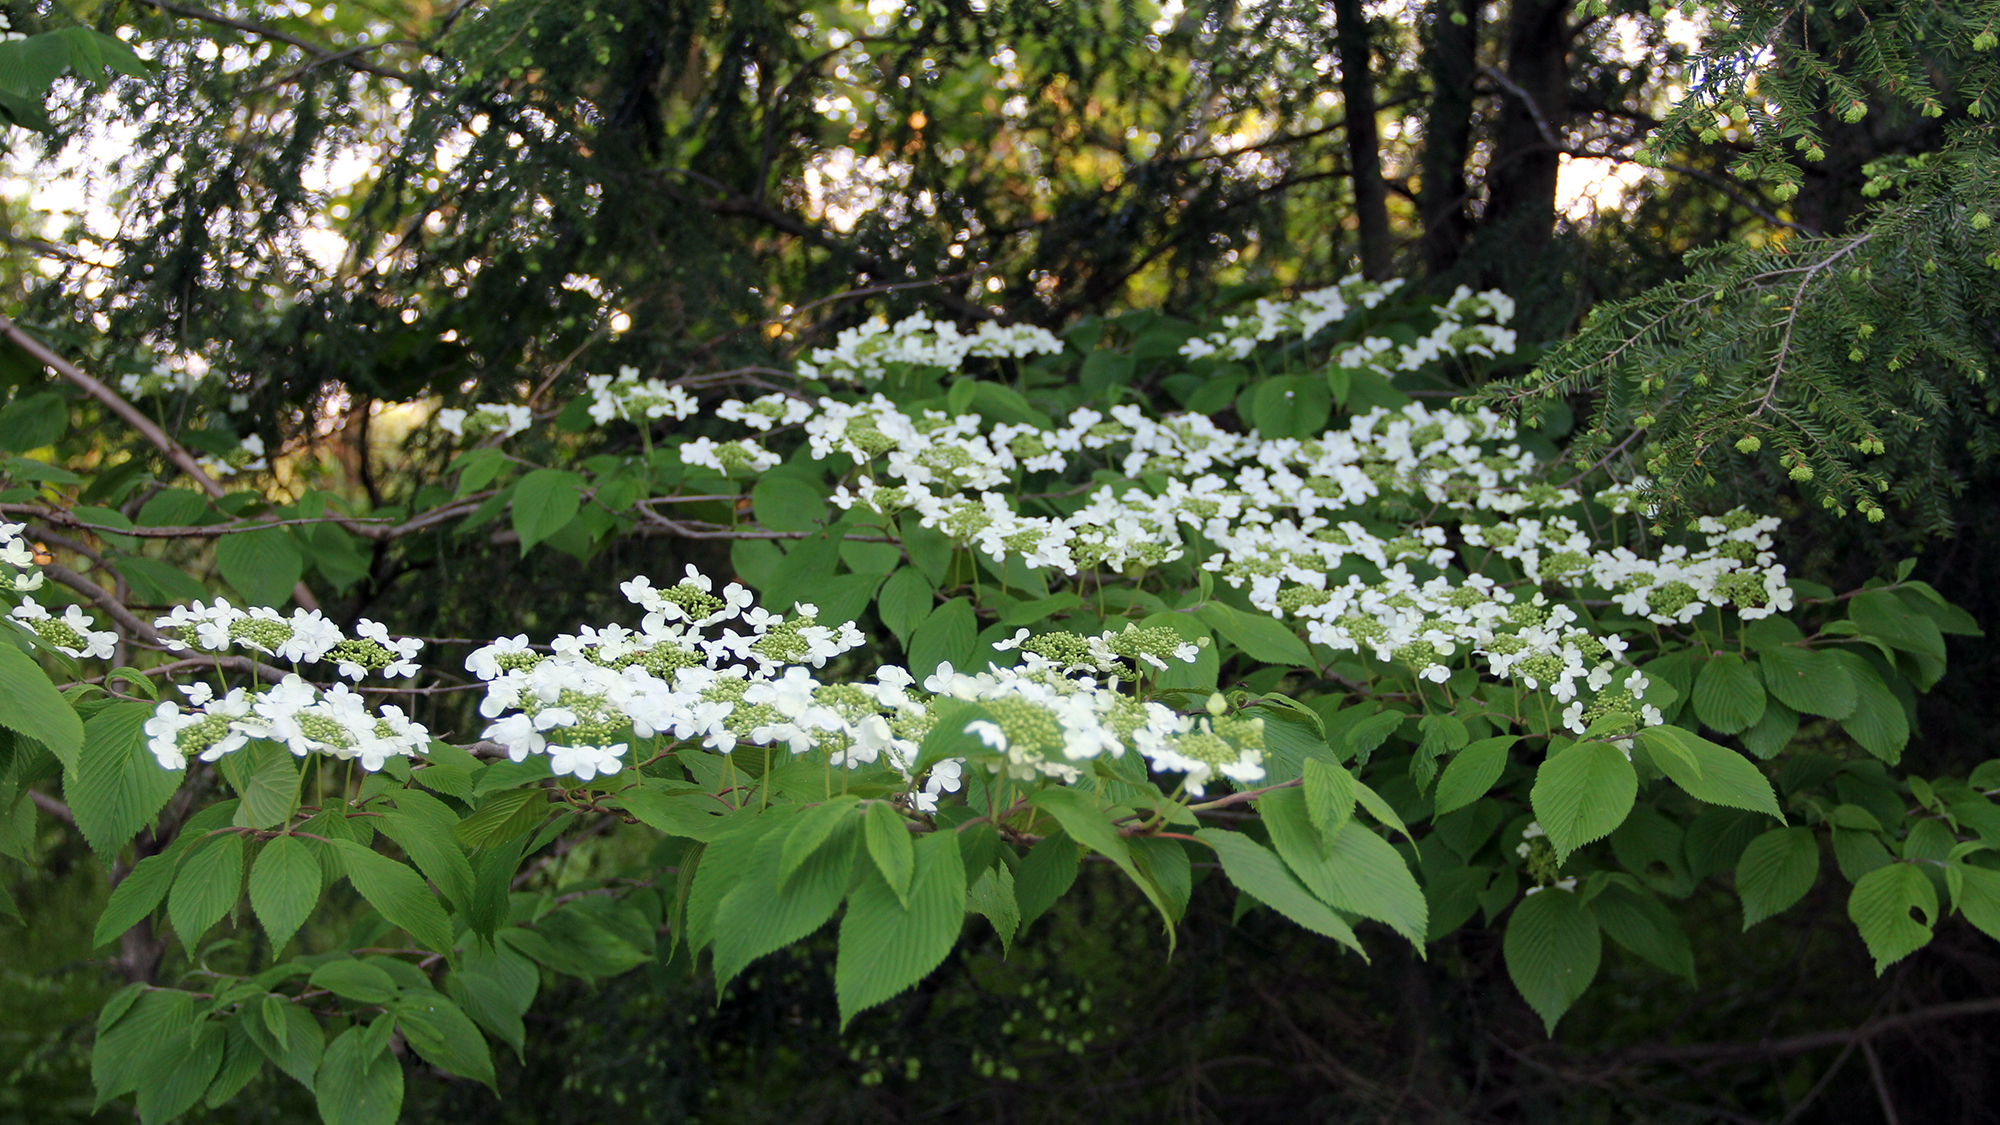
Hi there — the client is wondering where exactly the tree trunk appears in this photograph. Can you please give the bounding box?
[1418,0,1480,276]
[1333,0,1393,280]
[1480,0,1570,266]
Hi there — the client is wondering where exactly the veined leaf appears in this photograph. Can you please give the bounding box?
[1692,653,1766,734]
[314,1023,404,1125]
[168,833,245,948]
[510,469,585,554]
[1196,828,1366,957]
[1639,726,1783,818]
[0,643,83,769]
[1504,887,1601,1034]
[215,525,304,608]
[1262,787,1426,947]
[863,800,915,906]
[1735,827,1820,929]
[835,830,967,1026]
[713,819,857,992]
[1758,646,1856,719]
[1434,736,1516,817]
[329,839,455,954]
[1848,862,1936,973]
[1194,602,1312,666]
[1530,741,1636,861]
[70,701,181,858]
[248,836,319,952]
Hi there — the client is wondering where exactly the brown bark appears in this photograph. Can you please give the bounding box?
[1418,0,1480,276]
[1333,0,1393,280]
[1480,0,1570,264]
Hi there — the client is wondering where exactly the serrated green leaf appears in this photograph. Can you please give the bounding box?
[967,863,1021,955]
[863,799,914,906]
[713,819,856,992]
[214,526,303,608]
[70,701,181,858]
[378,789,476,912]
[835,830,967,1026]
[452,788,547,848]
[751,475,827,532]
[1012,831,1078,929]
[447,943,537,1060]
[782,796,860,880]
[1693,653,1766,734]
[93,989,193,1107]
[1262,787,1425,947]
[1434,736,1516,817]
[392,991,495,1090]
[509,469,584,553]
[615,785,730,842]
[1826,650,1910,764]
[219,739,299,831]
[168,833,244,948]
[110,556,211,604]
[329,839,455,954]
[132,1013,222,1125]
[1194,602,1312,666]
[907,596,977,682]
[1947,861,2000,944]
[314,1025,403,1125]
[1530,741,1636,861]
[93,852,176,947]
[1196,827,1366,957]
[1758,645,1857,719]
[1591,881,1695,983]
[1735,826,1819,928]
[877,567,936,646]
[1848,589,1946,662]
[1029,786,1178,939]
[0,643,83,770]
[1503,887,1601,1034]
[1302,756,1357,834]
[308,959,399,1005]
[1848,862,1936,973]
[247,836,319,951]
[241,992,322,1091]
[1639,726,1783,818]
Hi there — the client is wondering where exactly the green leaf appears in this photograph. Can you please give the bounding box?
[614,785,729,841]
[93,852,176,947]
[1194,602,1312,666]
[1530,741,1636,861]
[1029,787,1178,938]
[1302,756,1358,834]
[446,944,537,1060]
[1848,589,1946,662]
[1740,699,1799,759]
[1504,887,1602,1034]
[241,992,322,1090]
[1262,787,1426,947]
[877,567,936,645]
[1758,645,1857,719]
[1196,828,1365,957]
[966,863,1021,954]
[69,701,181,858]
[835,830,967,1027]
[1692,654,1766,734]
[392,991,496,1090]
[220,739,300,830]
[214,526,304,608]
[1946,861,2000,944]
[308,959,399,1005]
[1639,726,1783,818]
[1352,779,1414,842]
[1735,827,1820,929]
[781,796,860,880]
[751,476,827,532]
[1012,832,1079,929]
[1250,374,1331,440]
[110,556,211,605]
[329,838,456,954]
[1847,862,1936,973]
[713,819,857,992]
[134,489,212,528]
[501,910,648,979]
[1590,881,1695,983]
[93,989,193,1107]
[1826,650,1910,764]
[0,643,84,769]
[378,790,476,912]
[0,391,67,451]
[510,469,584,553]
[1434,736,1516,817]
[314,1024,404,1125]
[864,800,915,906]
[205,1015,266,1108]
[452,788,548,849]
[168,834,244,947]
[907,596,977,681]
[132,1015,223,1125]
[247,836,319,951]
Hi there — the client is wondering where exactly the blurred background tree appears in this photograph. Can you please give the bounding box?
[2,0,1995,1121]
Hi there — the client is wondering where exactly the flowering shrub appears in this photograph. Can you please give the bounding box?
[0,277,1990,1125]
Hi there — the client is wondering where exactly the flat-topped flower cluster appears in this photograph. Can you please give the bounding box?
[0,520,46,593]
[459,566,1246,800]
[1177,280,1517,372]
[795,312,1066,385]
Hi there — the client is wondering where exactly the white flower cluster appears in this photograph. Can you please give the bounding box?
[716,393,815,431]
[153,599,425,680]
[1177,279,1516,371]
[680,436,782,475]
[796,313,1066,384]
[586,366,700,426]
[438,403,533,439]
[456,565,1253,799]
[117,357,211,398]
[0,520,46,593]
[143,678,429,772]
[8,595,116,659]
